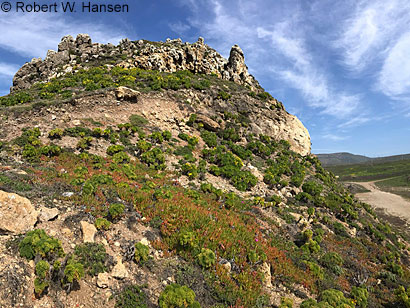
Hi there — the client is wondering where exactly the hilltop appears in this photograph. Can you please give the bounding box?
[0,34,410,308]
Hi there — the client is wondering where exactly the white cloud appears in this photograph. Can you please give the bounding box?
[0,12,127,58]
[322,133,349,141]
[0,62,19,78]
[378,32,410,99]
[337,116,371,129]
[169,21,191,35]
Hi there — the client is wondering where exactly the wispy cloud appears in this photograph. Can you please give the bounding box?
[337,116,371,129]
[322,133,349,141]
[0,12,127,58]
[336,0,410,72]
[169,21,191,35]
[257,22,361,119]
[0,62,19,78]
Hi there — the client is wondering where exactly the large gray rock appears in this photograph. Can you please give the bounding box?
[0,190,38,234]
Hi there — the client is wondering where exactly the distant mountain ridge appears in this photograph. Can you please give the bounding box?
[317,152,410,166]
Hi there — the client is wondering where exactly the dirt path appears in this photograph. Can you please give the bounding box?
[350,181,410,222]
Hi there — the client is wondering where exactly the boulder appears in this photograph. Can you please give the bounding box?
[0,190,38,234]
[196,114,220,131]
[112,257,128,279]
[80,221,97,243]
[97,272,110,288]
[38,206,59,222]
[58,35,75,52]
[261,262,272,288]
[115,86,140,102]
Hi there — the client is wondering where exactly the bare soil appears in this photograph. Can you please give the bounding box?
[351,181,410,223]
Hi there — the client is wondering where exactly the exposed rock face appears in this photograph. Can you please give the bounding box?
[0,190,38,234]
[12,34,259,92]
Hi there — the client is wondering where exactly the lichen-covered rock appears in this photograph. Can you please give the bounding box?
[0,190,38,234]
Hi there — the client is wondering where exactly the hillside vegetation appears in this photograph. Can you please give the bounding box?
[0,36,410,308]
[327,159,410,200]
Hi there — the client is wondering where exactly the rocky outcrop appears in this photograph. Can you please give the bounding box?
[0,190,38,234]
[11,34,260,92]
[7,34,311,155]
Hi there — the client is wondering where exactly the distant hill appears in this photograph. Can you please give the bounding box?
[317,152,410,166]
[316,152,370,166]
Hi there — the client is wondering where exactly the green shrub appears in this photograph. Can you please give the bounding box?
[351,286,368,308]
[140,147,166,170]
[217,90,231,101]
[134,242,150,265]
[319,289,354,307]
[107,144,125,155]
[280,297,293,308]
[303,261,324,280]
[113,151,130,164]
[64,258,85,283]
[200,130,217,147]
[72,243,108,276]
[109,203,125,220]
[150,131,164,144]
[129,114,148,127]
[301,239,320,254]
[19,229,64,260]
[180,162,198,179]
[333,222,349,237]
[220,127,240,142]
[77,137,93,151]
[257,91,273,100]
[395,286,410,308]
[186,114,197,126]
[34,260,50,295]
[320,252,344,276]
[303,229,313,241]
[300,299,320,308]
[231,170,258,191]
[197,248,216,269]
[162,130,172,141]
[0,92,32,106]
[158,284,201,308]
[302,181,323,196]
[387,261,404,277]
[95,218,111,230]
[48,128,64,139]
[178,231,198,250]
[40,144,62,157]
[115,285,148,308]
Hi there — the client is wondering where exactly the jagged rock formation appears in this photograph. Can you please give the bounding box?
[12,34,259,93]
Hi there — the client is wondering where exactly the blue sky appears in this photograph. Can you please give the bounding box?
[0,0,409,157]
